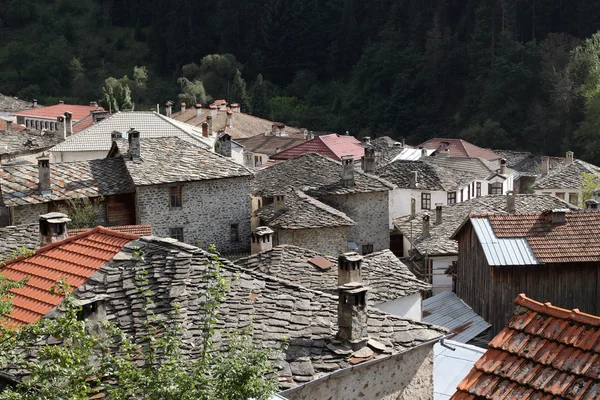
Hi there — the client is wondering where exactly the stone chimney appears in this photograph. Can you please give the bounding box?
[33,99,38,108]
[410,198,416,219]
[6,120,12,133]
[91,110,109,124]
[499,158,507,175]
[409,171,418,188]
[585,199,599,210]
[251,226,274,254]
[209,105,218,119]
[341,155,355,187]
[271,124,279,136]
[337,253,368,344]
[217,134,232,158]
[39,212,71,247]
[127,128,141,161]
[546,209,568,225]
[64,112,73,137]
[273,193,285,211]
[361,147,376,173]
[195,104,203,118]
[165,101,173,118]
[435,204,443,225]
[506,191,515,213]
[180,102,186,113]
[362,136,371,145]
[566,151,574,164]
[37,155,51,195]
[422,215,430,238]
[202,122,209,138]
[227,110,233,128]
[111,131,122,142]
[56,116,66,139]
[439,148,450,157]
[541,156,550,175]
[231,103,241,113]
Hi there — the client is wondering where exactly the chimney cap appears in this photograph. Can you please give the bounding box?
[339,251,363,263]
[39,212,71,224]
[166,100,174,106]
[194,104,202,109]
[209,105,218,109]
[227,110,233,115]
[252,226,274,236]
[58,100,64,104]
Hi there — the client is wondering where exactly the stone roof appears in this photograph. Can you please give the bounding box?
[0,94,36,113]
[50,112,211,152]
[365,136,405,165]
[254,189,355,229]
[0,224,40,260]
[375,159,477,191]
[234,245,431,305]
[423,156,513,179]
[111,137,252,186]
[418,138,501,161]
[235,134,306,156]
[0,129,60,158]
[533,159,600,190]
[451,294,600,400]
[393,194,579,256]
[270,134,364,161]
[0,158,135,207]
[492,149,533,168]
[253,153,394,197]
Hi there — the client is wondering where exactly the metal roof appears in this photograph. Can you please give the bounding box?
[391,147,435,161]
[433,340,485,400]
[423,291,491,344]
[471,217,539,266]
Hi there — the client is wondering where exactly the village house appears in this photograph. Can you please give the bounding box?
[252,152,394,254]
[451,294,600,399]
[451,209,600,335]
[235,132,306,168]
[392,193,577,294]
[236,242,431,320]
[11,101,104,133]
[494,149,567,193]
[107,134,253,253]
[0,122,60,165]
[0,219,447,399]
[269,133,364,162]
[417,138,502,161]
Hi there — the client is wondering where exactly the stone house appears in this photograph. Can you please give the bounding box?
[107,134,254,253]
[252,152,394,254]
[0,124,60,165]
[0,218,447,399]
[235,132,306,168]
[493,149,567,193]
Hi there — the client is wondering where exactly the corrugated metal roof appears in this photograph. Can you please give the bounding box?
[471,218,538,266]
[391,147,435,161]
[423,291,491,344]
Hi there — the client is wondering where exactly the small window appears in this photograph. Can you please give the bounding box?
[569,193,578,205]
[254,155,263,167]
[230,223,240,242]
[170,227,184,242]
[476,182,481,197]
[421,192,431,210]
[44,121,48,129]
[489,182,503,195]
[169,186,182,208]
[556,192,565,200]
[77,301,100,321]
[447,192,456,205]
[361,244,373,255]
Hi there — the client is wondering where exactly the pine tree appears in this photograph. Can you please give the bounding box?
[229,69,251,112]
[250,74,269,118]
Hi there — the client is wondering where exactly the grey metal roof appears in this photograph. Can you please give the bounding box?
[50,112,212,152]
[433,340,485,400]
[423,291,491,343]
[471,217,539,266]
[391,147,435,161]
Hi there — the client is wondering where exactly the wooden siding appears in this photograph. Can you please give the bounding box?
[456,224,600,336]
[105,193,135,226]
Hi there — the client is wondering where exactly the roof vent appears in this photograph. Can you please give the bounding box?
[546,209,568,225]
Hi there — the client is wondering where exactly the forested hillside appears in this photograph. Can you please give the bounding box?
[3,1,600,161]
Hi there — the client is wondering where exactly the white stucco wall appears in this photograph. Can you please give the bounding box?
[534,188,581,206]
[50,150,109,163]
[376,292,422,321]
[389,189,448,226]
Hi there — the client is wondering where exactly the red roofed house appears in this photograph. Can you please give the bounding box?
[451,293,600,399]
[270,133,364,162]
[451,209,600,335]
[419,138,501,161]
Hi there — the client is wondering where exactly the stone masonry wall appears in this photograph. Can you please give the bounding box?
[276,226,348,256]
[284,343,434,400]
[318,191,389,252]
[135,176,252,253]
[11,203,48,226]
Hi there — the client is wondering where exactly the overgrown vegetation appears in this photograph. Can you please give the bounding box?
[57,197,102,229]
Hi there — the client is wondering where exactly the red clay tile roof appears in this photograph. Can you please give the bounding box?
[68,224,152,237]
[419,138,501,161]
[451,294,600,400]
[270,134,364,161]
[484,211,600,263]
[11,104,104,121]
[72,113,94,133]
[0,118,25,132]
[0,227,138,327]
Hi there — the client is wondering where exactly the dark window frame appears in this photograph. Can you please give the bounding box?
[169,186,183,209]
[476,182,481,197]
[490,182,503,195]
[361,244,374,255]
[230,223,240,242]
[421,192,431,210]
[447,192,456,205]
[170,227,184,242]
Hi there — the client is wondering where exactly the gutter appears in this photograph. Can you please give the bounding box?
[278,333,452,397]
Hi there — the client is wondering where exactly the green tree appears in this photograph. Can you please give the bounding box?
[101,77,133,113]
[250,74,270,118]
[197,54,242,100]
[177,77,209,106]
[581,172,600,206]
[229,70,250,112]
[57,197,102,229]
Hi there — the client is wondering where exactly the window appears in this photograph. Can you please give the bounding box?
[254,155,263,167]
[44,121,48,129]
[361,244,373,255]
[489,182,503,195]
[170,227,184,242]
[447,192,456,205]
[476,182,481,197]
[169,186,182,208]
[569,193,578,205]
[556,192,565,200]
[230,223,240,242]
[460,190,463,202]
[421,192,431,210]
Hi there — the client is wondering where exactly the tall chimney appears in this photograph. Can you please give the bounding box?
[227,110,233,128]
[337,252,363,286]
[541,156,550,175]
[37,155,51,195]
[273,193,285,211]
[202,122,209,138]
[33,99,38,108]
[251,226,274,254]
[341,155,355,187]
[6,120,12,133]
[180,102,186,113]
[231,103,241,113]
[361,147,376,173]
[271,124,278,136]
[411,198,416,219]
[39,212,71,247]
[209,105,217,119]
[111,131,122,142]
[499,158,507,175]
[566,151,574,164]
[421,148,427,157]
[207,115,213,134]
[422,215,430,238]
[127,128,141,160]
[435,204,443,225]
[56,116,66,140]
[337,252,368,344]
[506,190,516,213]
[218,134,232,158]
[165,101,173,118]
[402,138,406,147]
[64,112,73,137]
[409,171,418,188]
[195,104,203,118]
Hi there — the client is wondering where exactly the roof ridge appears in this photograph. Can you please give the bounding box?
[514,293,600,326]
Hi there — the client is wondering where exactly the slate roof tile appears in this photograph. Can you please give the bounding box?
[0,129,60,157]
[419,138,501,160]
[533,159,600,190]
[375,159,478,191]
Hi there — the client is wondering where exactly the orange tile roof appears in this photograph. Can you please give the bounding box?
[68,224,152,237]
[485,211,600,263]
[72,113,94,133]
[0,118,25,132]
[0,227,138,327]
[419,138,501,161]
[11,104,104,121]
[270,134,364,161]
[451,294,600,400]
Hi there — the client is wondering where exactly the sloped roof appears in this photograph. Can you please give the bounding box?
[270,134,364,161]
[375,160,477,191]
[394,195,578,257]
[0,129,60,158]
[0,94,36,113]
[12,103,103,121]
[68,224,152,237]
[235,134,306,156]
[434,340,486,400]
[0,158,135,207]
[391,147,435,162]
[451,294,600,400]
[423,156,513,179]
[255,189,355,229]
[111,137,252,186]
[533,159,600,190]
[492,150,533,168]
[368,136,406,164]
[253,152,394,197]
[493,150,567,179]
[419,138,501,161]
[0,224,40,260]
[0,226,138,327]
[235,246,431,304]
[0,118,25,132]
[71,113,94,133]
[50,112,211,152]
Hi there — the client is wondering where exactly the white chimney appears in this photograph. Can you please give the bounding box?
[56,116,66,140]
[227,110,233,128]
[231,103,241,113]
[506,191,515,213]
[195,104,203,118]
[209,105,217,119]
[33,99,38,108]
[180,102,186,113]
[409,171,418,188]
[165,101,173,118]
[541,156,550,175]
[361,147,376,173]
[341,155,355,187]
[6,120,12,133]
[64,112,73,137]
[39,212,71,247]
[37,155,51,195]
[499,158,507,175]
[251,226,274,254]
[566,151,574,164]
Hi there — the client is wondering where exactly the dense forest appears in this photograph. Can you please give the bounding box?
[3,1,600,161]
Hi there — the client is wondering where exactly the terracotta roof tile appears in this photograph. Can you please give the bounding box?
[450,294,600,399]
[418,138,501,160]
[0,227,137,327]
[270,134,364,161]
[12,104,104,121]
